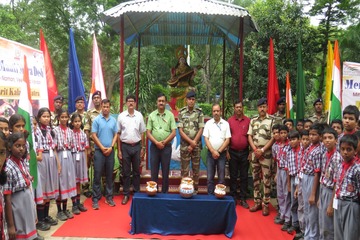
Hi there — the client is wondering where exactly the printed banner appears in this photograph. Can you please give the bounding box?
[342,62,360,110]
[0,37,48,119]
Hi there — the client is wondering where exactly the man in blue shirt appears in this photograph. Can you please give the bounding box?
[91,99,118,210]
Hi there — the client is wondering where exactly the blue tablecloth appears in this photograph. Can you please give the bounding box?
[129,193,237,238]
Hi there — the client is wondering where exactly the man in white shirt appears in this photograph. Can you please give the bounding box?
[117,94,146,205]
[203,104,231,194]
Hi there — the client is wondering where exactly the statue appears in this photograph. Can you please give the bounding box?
[168,46,200,111]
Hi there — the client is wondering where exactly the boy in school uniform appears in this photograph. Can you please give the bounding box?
[285,130,301,236]
[271,124,281,218]
[333,134,360,240]
[330,119,343,137]
[294,130,310,240]
[319,128,342,240]
[274,125,291,231]
[300,124,324,240]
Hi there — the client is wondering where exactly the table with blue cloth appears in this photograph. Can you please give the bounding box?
[129,193,237,238]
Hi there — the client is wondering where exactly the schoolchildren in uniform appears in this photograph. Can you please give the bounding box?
[53,110,77,220]
[4,133,38,240]
[285,130,301,236]
[334,134,360,240]
[0,117,10,138]
[0,132,8,240]
[300,124,324,240]
[284,119,294,131]
[294,130,310,240]
[274,125,291,231]
[34,108,60,227]
[70,113,89,213]
[319,128,341,240]
[271,124,281,211]
[330,119,343,137]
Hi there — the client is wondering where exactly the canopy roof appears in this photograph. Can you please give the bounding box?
[101,0,259,47]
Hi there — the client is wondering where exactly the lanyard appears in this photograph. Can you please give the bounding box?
[324,148,336,173]
[10,156,31,187]
[336,158,356,198]
[73,130,84,151]
[59,125,69,149]
[301,144,319,169]
[292,146,300,169]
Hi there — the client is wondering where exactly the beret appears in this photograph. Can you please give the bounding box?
[313,98,323,106]
[75,96,85,102]
[92,90,101,99]
[186,91,196,98]
[53,95,64,102]
[257,97,267,106]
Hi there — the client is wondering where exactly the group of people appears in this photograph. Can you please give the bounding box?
[0,87,360,240]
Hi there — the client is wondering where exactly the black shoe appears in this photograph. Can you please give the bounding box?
[72,205,81,215]
[274,217,285,225]
[281,222,291,231]
[287,225,299,234]
[44,216,58,226]
[121,196,129,205]
[239,200,249,209]
[78,203,88,212]
[84,191,92,198]
[36,221,51,231]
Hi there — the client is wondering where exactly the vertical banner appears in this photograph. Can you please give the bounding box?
[342,62,360,110]
[0,37,48,118]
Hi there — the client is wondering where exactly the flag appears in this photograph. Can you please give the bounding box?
[40,29,58,112]
[68,28,87,113]
[296,40,305,121]
[329,40,342,121]
[88,34,106,109]
[324,41,334,112]
[267,38,280,114]
[286,72,294,119]
[19,56,38,188]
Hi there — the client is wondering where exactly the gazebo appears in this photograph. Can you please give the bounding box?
[101,0,258,112]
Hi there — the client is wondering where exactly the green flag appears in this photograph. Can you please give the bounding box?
[296,40,305,121]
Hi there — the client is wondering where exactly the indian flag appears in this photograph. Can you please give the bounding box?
[19,56,37,188]
[286,72,294,119]
[329,40,342,122]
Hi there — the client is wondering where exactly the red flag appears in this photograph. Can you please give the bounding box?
[267,38,280,114]
[40,29,58,111]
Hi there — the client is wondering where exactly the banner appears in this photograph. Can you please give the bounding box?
[0,37,48,118]
[342,62,360,110]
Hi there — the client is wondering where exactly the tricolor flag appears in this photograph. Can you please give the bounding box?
[329,40,342,121]
[267,38,280,114]
[286,72,294,119]
[88,34,106,109]
[19,56,37,188]
[40,29,58,112]
[324,41,334,112]
[68,28,87,113]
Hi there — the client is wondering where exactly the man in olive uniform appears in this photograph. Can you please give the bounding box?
[178,91,204,193]
[274,97,286,125]
[248,98,275,216]
[307,98,328,123]
[83,90,102,197]
[70,96,87,128]
[51,95,64,127]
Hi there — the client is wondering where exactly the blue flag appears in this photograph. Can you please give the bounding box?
[68,28,87,113]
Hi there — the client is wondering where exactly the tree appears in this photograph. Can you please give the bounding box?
[310,0,360,97]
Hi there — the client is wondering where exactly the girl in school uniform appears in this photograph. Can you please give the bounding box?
[4,133,37,240]
[0,132,8,240]
[70,113,89,213]
[34,108,60,226]
[53,110,77,220]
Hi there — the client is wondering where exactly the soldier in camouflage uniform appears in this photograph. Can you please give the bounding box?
[83,90,102,197]
[178,91,204,193]
[307,98,328,124]
[247,98,275,216]
[51,95,64,127]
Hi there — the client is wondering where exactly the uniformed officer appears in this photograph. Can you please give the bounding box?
[274,96,286,125]
[248,97,275,216]
[178,91,204,193]
[70,96,87,128]
[83,90,102,197]
[51,95,64,127]
[307,98,328,123]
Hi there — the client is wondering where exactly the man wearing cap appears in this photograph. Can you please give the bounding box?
[51,95,64,127]
[227,100,251,208]
[248,97,275,216]
[83,90,102,197]
[307,98,328,123]
[147,93,177,193]
[274,97,286,125]
[70,96,87,128]
[178,91,204,194]
[117,94,146,205]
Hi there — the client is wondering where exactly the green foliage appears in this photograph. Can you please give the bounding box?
[198,103,212,117]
